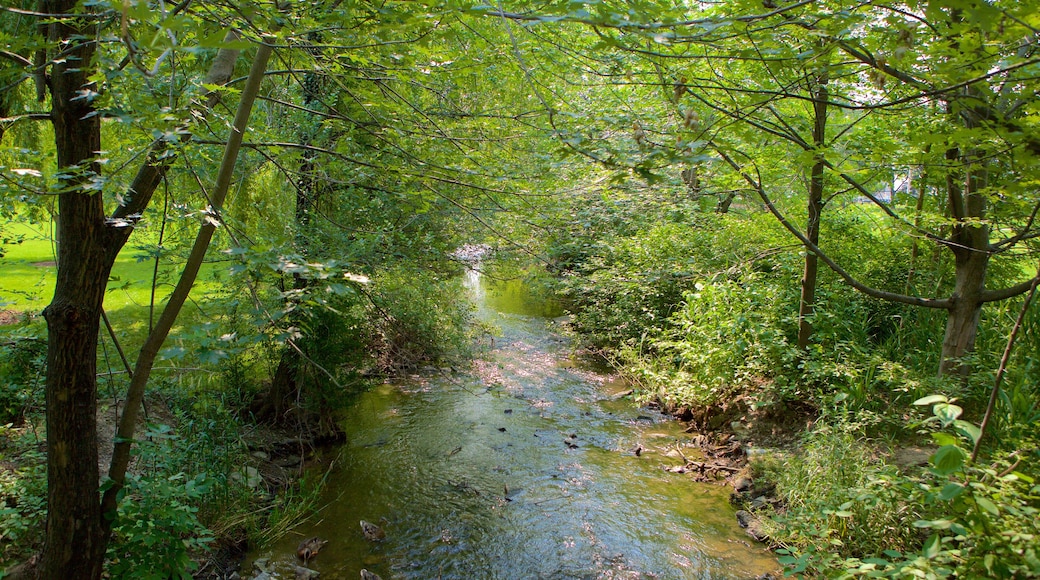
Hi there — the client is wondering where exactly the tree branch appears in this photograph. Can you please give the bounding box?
[100,31,274,535]
[982,272,1040,303]
[714,144,951,309]
[991,198,1040,252]
[111,31,242,221]
[972,262,1040,463]
[0,50,32,67]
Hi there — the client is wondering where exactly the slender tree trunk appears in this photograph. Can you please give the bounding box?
[905,166,927,295]
[940,252,987,375]
[265,152,316,421]
[797,69,828,350]
[939,151,989,376]
[100,36,273,534]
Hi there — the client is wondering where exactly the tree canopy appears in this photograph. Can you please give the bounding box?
[1,1,1038,578]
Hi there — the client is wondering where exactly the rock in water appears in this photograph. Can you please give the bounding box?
[735,510,753,529]
[295,565,320,579]
[360,520,386,541]
[360,570,383,580]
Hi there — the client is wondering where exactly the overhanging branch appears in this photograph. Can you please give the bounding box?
[714,144,951,309]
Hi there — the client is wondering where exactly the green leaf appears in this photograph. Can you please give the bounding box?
[923,533,940,558]
[934,402,963,425]
[914,518,953,529]
[939,482,965,500]
[953,420,981,445]
[932,432,959,446]
[931,445,965,475]
[975,496,1000,516]
[914,394,948,406]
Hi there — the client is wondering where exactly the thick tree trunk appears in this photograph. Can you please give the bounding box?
[40,1,112,576]
[797,71,828,350]
[41,234,112,579]
[35,7,252,576]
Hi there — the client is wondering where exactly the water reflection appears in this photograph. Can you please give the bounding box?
[244,269,777,579]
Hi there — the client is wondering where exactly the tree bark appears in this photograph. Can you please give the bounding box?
[939,147,989,376]
[39,1,109,576]
[797,68,828,350]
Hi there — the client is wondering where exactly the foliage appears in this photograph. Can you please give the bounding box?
[3,0,1039,576]
[622,269,799,410]
[0,329,45,424]
[757,400,1040,579]
[0,428,46,565]
[246,462,333,549]
[757,419,926,576]
[368,265,475,373]
[106,471,214,580]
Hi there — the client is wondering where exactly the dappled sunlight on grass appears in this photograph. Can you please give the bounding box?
[2,219,231,317]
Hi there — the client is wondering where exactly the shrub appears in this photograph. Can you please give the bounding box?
[762,402,1040,578]
[106,471,214,580]
[0,331,45,424]
[368,265,474,372]
[105,425,217,579]
[0,429,46,565]
[621,270,800,410]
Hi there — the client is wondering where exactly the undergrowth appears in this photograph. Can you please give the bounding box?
[544,191,1040,578]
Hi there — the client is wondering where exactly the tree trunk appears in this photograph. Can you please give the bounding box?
[905,166,927,295]
[716,191,736,214]
[100,36,274,535]
[39,1,111,575]
[939,152,989,376]
[940,252,987,376]
[35,6,253,575]
[797,69,828,350]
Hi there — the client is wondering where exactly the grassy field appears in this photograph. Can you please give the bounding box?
[1,219,234,355]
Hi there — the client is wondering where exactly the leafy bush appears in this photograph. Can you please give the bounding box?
[0,430,46,565]
[0,331,45,424]
[105,425,217,579]
[757,420,924,575]
[621,270,800,410]
[761,400,1040,578]
[106,471,214,580]
[368,265,474,372]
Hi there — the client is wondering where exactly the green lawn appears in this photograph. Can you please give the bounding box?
[1,219,233,353]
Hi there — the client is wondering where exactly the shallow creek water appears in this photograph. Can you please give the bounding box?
[245,269,778,579]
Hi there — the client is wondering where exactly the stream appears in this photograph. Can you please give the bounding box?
[245,268,778,579]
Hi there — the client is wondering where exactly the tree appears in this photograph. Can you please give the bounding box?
[490,0,1040,376]
[0,1,276,576]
